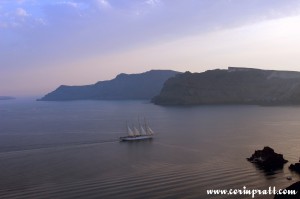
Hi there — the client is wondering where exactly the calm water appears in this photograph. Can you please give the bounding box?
[0,99,300,198]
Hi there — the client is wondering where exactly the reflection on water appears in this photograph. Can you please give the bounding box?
[0,99,300,198]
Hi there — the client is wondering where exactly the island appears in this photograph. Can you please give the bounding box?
[0,96,15,100]
[152,67,300,105]
[39,70,180,101]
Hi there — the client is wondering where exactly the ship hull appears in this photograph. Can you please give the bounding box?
[120,135,153,141]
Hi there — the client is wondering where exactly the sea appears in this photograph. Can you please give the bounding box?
[0,99,300,199]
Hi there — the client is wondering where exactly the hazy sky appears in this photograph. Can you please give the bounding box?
[1,0,300,96]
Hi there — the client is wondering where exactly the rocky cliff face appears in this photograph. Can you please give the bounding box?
[274,181,300,199]
[152,67,300,105]
[39,70,180,101]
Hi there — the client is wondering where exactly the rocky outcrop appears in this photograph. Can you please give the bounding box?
[152,67,300,105]
[289,162,300,173]
[39,70,180,101]
[247,146,288,170]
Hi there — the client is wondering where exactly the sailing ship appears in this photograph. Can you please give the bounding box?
[120,119,154,141]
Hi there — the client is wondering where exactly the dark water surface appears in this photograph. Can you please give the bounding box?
[0,99,300,198]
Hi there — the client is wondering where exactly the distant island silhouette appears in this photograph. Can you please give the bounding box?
[152,67,300,105]
[39,67,300,105]
[39,70,180,101]
[0,96,15,100]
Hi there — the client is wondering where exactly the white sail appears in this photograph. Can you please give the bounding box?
[147,127,154,135]
[133,126,140,136]
[144,118,154,135]
[141,126,147,135]
[127,126,134,137]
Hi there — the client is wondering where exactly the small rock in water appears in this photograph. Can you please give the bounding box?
[289,163,300,173]
[247,146,288,170]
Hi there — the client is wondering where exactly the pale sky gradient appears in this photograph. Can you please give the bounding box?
[1,0,300,96]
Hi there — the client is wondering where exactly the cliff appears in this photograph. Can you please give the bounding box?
[274,181,300,198]
[152,67,300,105]
[39,70,179,101]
